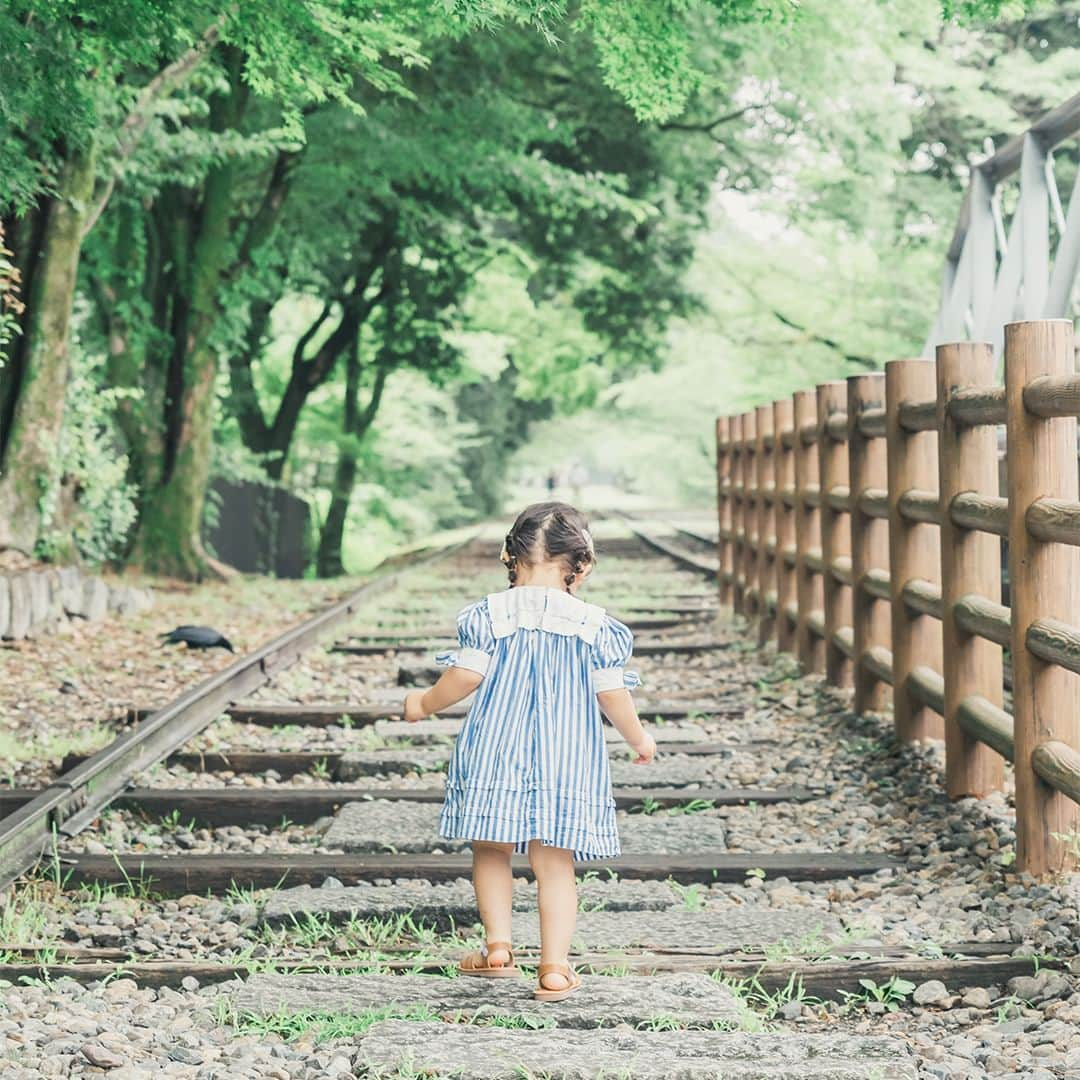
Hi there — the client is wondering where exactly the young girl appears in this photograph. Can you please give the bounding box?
[403,502,656,1001]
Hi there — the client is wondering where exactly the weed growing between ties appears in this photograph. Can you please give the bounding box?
[232,910,468,974]
[214,998,445,1041]
[667,880,707,911]
[629,797,715,816]
[710,968,823,1030]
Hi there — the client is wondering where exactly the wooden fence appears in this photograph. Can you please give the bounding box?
[715,318,1080,876]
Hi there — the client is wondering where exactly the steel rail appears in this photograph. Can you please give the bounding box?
[619,515,720,579]
[0,537,474,889]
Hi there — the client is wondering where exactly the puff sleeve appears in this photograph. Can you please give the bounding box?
[589,615,641,693]
[435,599,496,677]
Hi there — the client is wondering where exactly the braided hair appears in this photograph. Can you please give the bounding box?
[501,502,595,592]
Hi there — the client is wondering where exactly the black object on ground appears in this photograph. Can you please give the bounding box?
[159,625,235,652]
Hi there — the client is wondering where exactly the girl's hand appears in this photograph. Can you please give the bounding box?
[631,731,656,765]
[404,691,428,724]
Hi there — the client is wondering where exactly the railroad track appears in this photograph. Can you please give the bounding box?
[0,519,1067,1078]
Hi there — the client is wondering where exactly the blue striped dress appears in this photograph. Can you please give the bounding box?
[435,585,639,861]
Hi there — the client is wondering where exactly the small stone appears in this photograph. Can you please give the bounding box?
[180,976,200,991]
[961,987,992,1009]
[167,1045,204,1065]
[103,979,138,1000]
[81,1043,126,1069]
[912,979,950,1006]
[778,999,803,1020]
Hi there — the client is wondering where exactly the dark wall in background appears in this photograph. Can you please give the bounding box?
[205,480,312,578]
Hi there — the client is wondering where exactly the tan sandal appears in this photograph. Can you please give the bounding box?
[458,940,518,978]
[533,961,582,1001]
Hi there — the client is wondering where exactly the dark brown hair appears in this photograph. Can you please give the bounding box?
[502,502,595,591]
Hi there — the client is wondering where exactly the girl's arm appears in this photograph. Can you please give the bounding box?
[597,689,656,764]
[404,668,484,723]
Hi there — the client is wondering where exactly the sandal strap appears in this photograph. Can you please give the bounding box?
[484,941,514,961]
[537,961,571,976]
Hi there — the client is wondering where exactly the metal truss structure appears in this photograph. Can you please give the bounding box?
[925,93,1080,360]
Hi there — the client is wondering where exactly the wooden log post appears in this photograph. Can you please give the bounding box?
[716,416,734,607]
[936,343,1003,796]
[818,382,853,688]
[886,360,944,743]
[774,399,797,654]
[848,374,891,713]
[731,413,747,615]
[741,411,758,617]
[793,390,825,673]
[1005,319,1080,875]
[755,404,777,644]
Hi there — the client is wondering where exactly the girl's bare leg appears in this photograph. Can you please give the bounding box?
[528,840,577,989]
[471,840,515,967]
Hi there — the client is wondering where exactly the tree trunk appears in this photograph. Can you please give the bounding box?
[227,239,392,482]
[131,52,246,579]
[316,354,389,578]
[0,142,96,553]
[131,171,235,579]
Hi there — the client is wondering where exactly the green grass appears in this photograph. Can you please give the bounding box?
[668,880,707,911]
[629,797,716,816]
[217,1000,446,1041]
[837,976,916,1014]
[0,723,114,778]
[0,884,54,962]
[711,969,822,1029]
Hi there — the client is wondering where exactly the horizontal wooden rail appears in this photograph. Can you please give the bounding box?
[805,548,825,573]
[956,696,1015,762]
[858,488,889,519]
[898,399,936,432]
[862,644,894,686]
[953,594,1011,647]
[807,610,826,638]
[948,387,1005,427]
[803,486,822,508]
[949,492,1008,536]
[863,567,891,601]
[833,626,855,658]
[1026,617,1080,676]
[831,556,853,586]
[825,413,849,441]
[826,485,851,511]
[1032,740,1080,804]
[898,489,941,525]
[902,578,943,620]
[799,421,817,446]
[1026,497,1080,547]
[908,665,945,715]
[1024,373,1080,419]
[857,408,887,438]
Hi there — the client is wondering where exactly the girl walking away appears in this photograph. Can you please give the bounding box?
[403,502,657,1000]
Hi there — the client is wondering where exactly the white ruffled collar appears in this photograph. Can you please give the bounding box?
[486,586,605,644]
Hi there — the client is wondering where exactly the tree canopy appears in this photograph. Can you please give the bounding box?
[0,0,1051,576]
